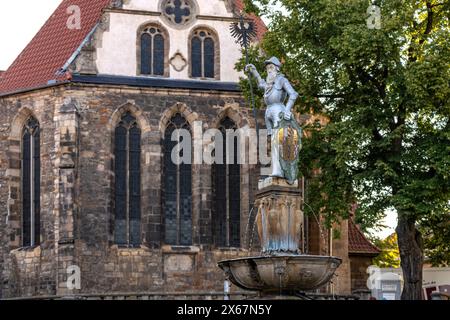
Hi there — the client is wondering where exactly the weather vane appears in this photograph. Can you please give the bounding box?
[230,13,259,141]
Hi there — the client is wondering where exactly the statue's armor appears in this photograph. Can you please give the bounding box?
[249,59,299,179]
[257,74,299,135]
[264,76,289,105]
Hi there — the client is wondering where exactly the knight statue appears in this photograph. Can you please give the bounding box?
[246,57,302,184]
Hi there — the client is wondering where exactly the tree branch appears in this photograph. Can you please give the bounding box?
[419,2,434,45]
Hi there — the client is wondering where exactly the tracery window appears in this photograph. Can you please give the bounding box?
[190,29,217,79]
[22,117,40,247]
[140,26,166,76]
[114,112,141,246]
[163,113,193,245]
[161,0,197,27]
[212,117,241,247]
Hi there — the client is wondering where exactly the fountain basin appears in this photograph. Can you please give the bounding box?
[218,255,341,293]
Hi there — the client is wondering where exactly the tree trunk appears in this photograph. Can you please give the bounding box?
[396,213,424,300]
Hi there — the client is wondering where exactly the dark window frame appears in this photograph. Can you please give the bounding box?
[212,117,241,248]
[21,116,40,248]
[114,112,142,246]
[163,113,193,246]
[189,28,219,80]
[137,24,170,77]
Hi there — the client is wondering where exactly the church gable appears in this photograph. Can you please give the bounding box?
[0,0,111,95]
[91,0,250,82]
[0,0,265,95]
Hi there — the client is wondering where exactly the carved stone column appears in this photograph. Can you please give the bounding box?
[255,177,303,253]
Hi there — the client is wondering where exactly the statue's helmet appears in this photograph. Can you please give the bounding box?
[264,57,282,68]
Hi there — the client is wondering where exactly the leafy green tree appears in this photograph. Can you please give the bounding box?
[373,233,401,268]
[241,0,450,299]
[420,210,450,267]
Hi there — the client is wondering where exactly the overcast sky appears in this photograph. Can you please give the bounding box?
[0,1,397,238]
[0,0,62,70]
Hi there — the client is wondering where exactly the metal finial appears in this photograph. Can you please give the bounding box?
[230,15,258,48]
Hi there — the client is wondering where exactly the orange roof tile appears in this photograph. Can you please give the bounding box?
[0,0,111,95]
[348,219,381,256]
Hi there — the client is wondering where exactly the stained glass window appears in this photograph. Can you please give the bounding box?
[140,27,165,76]
[114,112,141,246]
[213,117,241,247]
[163,113,192,245]
[22,117,40,247]
[191,29,216,79]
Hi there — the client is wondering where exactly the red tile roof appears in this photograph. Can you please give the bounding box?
[0,0,111,95]
[235,0,268,40]
[0,0,267,95]
[348,219,381,256]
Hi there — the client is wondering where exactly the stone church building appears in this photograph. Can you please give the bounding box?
[0,0,379,299]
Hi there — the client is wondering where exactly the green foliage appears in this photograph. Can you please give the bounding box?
[373,233,401,268]
[240,0,450,236]
[420,209,450,267]
[234,46,267,110]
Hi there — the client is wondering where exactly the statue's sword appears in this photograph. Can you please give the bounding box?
[230,14,260,144]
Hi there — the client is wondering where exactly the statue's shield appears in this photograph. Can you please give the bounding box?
[276,115,302,184]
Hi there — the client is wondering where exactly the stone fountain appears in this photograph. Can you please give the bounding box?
[218,177,342,297]
[218,57,341,298]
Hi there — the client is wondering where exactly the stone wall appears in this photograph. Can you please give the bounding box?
[0,88,62,297]
[349,255,374,293]
[331,220,351,295]
[0,84,264,298]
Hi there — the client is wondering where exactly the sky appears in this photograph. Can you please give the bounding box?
[0,0,62,70]
[0,2,397,238]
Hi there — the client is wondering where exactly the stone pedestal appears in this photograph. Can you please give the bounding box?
[254,177,303,253]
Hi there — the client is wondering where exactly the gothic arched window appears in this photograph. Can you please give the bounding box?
[163,113,192,245]
[190,28,218,79]
[114,112,141,246]
[22,117,40,247]
[213,117,241,247]
[139,25,168,76]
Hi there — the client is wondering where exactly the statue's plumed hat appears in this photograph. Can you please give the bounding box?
[264,57,282,68]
